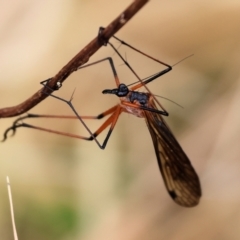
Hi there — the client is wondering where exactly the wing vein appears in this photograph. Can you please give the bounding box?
[143,100,201,207]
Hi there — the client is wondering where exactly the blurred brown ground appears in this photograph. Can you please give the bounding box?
[1,0,240,239]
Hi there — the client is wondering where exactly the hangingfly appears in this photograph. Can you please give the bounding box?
[2,32,201,207]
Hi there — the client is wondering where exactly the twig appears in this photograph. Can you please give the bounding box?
[0,0,149,118]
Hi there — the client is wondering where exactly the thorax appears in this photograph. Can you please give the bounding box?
[120,91,150,118]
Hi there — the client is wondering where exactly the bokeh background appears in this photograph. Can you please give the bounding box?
[1,0,240,239]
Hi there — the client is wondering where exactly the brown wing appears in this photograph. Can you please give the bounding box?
[144,106,201,207]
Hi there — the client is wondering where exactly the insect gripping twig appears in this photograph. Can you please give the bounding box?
[2,33,201,207]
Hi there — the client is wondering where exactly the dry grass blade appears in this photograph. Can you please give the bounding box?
[6,176,18,240]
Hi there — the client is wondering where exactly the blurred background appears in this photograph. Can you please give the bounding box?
[1,0,240,239]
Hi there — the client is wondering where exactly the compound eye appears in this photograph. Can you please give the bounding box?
[117,84,129,96]
[119,84,127,91]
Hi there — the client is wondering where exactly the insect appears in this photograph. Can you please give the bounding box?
[2,31,201,207]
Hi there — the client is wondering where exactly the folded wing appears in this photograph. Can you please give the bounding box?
[144,107,201,207]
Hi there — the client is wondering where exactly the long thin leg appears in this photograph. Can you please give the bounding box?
[40,57,121,94]
[113,35,172,70]
[108,36,172,89]
[1,105,118,146]
[97,27,171,73]
[7,105,122,149]
[94,105,122,149]
[77,57,121,86]
[11,105,118,124]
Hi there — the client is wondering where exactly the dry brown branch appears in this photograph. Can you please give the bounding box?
[0,0,149,118]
